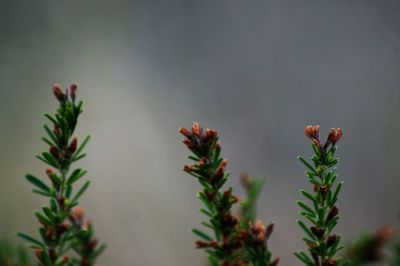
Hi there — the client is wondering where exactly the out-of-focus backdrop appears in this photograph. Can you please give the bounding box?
[1,1,400,265]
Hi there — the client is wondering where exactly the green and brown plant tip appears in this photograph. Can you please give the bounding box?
[18,84,105,266]
[295,125,344,266]
[179,123,279,266]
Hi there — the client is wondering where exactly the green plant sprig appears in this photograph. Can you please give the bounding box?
[295,125,344,266]
[239,174,280,266]
[180,123,279,266]
[180,123,241,265]
[18,84,105,266]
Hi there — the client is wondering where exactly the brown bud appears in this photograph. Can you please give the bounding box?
[49,146,60,160]
[204,128,217,142]
[192,122,201,137]
[183,165,195,173]
[53,124,61,136]
[311,226,325,239]
[46,168,53,176]
[68,138,78,154]
[73,206,84,223]
[376,226,395,244]
[322,259,337,266]
[249,220,267,243]
[265,223,274,240]
[179,127,192,138]
[35,249,43,261]
[326,206,339,223]
[195,240,211,249]
[327,128,343,146]
[327,234,339,247]
[269,257,280,266]
[61,256,69,265]
[305,125,320,140]
[182,139,193,149]
[319,186,328,198]
[70,83,78,101]
[52,84,67,103]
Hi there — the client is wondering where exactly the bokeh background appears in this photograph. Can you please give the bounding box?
[1,0,400,265]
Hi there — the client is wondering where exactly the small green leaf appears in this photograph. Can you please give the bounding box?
[298,156,317,175]
[297,220,316,240]
[71,180,90,203]
[67,169,87,185]
[17,232,44,247]
[43,124,59,147]
[192,228,213,241]
[26,174,50,193]
[297,201,315,215]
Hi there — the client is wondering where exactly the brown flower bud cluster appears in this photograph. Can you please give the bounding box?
[52,83,78,104]
[305,125,342,150]
[69,207,100,266]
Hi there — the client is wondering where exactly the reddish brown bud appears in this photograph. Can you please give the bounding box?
[265,223,274,240]
[192,122,201,137]
[61,256,69,265]
[327,128,343,146]
[68,138,78,154]
[376,226,395,244]
[270,257,280,266]
[53,124,61,136]
[35,249,43,261]
[52,84,67,103]
[70,83,78,101]
[249,220,267,243]
[182,139,193,149]
[49,146,59,160]
[311,226,324,239]
[195,240,211,249]
[46,168,53,176]
[183,165,195,173]
[179,127,192,138]
[305,125,320,140]
[326,206,339,223]
[319,186,328,198]
[72,206,84,223]
[327,234,339,247]
[322,259,337,266]
[204,128,217,142]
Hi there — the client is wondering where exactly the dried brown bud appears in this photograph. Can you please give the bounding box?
[311,226,324,239]
[182,139,193,149]
[68,138,78,154]
[70,83,78,101]
[249,220,267,243]
[52,84,67,103]
[322,259,337,266]
[327,128,343,146]
[319,186,328,198]
[270,257,280,266]
[305,125,320,140]
[376,226,395,244]
[53,124,61,136]
[183,165,195,173]
[49,146,60,160]
[179,127,192,138]
[327,234,339,247]
[265,223,274,240]
[46,168,53,176]
[61,256,69,265]
[326,206,339,223]
[192,122,201,137]
[35,249,43,261]
[204,128,217,142]
[73,206,84,223]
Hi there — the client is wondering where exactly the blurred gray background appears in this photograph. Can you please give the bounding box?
[1,0,400,265]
